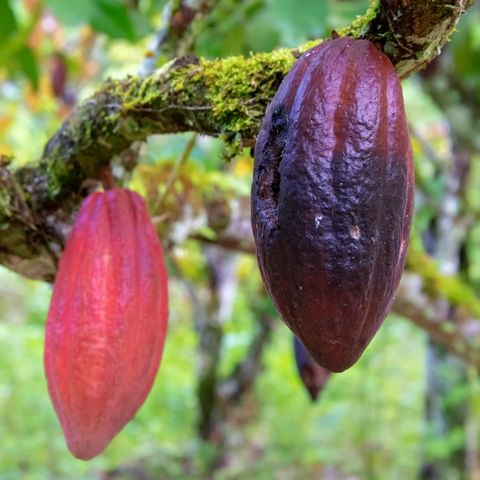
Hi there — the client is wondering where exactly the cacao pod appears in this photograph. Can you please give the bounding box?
[293,336,331,402]
[44,188,168,460]
[252,37,414,372]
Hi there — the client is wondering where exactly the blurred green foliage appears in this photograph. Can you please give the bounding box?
[0,265,426,479]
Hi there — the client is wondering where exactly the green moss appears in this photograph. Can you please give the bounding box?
[199,50,295,140]
[407,245,480,319]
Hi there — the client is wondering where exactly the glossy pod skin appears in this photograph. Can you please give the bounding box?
[252,37,414,372]
[44,188,169,460]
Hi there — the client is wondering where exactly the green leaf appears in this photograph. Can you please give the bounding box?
[46,0,139,40]
[90,0,137,41]
[0,0,17,43]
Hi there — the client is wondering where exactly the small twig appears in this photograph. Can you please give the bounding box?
[219,313,275,402]
[169,253,210,333]
[139,1,175,77]
[138,0,219,77]
[154,133,197,211]
[191,233,255,255]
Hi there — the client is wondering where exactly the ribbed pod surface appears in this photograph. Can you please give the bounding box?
[44,188,168,459]
[252,37,414,372]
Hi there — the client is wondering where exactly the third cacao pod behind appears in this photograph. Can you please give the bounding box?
[293,335,331,402]
[251,37,414,372]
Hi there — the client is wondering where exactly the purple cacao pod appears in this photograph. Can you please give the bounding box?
[252,37,414,372]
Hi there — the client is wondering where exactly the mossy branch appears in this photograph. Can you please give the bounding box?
[0,0,470,281]
[397,239,480,370]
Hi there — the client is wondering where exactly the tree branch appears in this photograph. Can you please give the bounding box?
[368,0,472,78]
[0,0,470,280]
[393,273,480,370]
[218,312,275,403]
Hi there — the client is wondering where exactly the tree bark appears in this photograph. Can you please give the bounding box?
[0,0,470,281]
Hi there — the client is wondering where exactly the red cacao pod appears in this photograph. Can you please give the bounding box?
[293,336,331,402]
[44,188,168,460]
[252,37,414,372]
